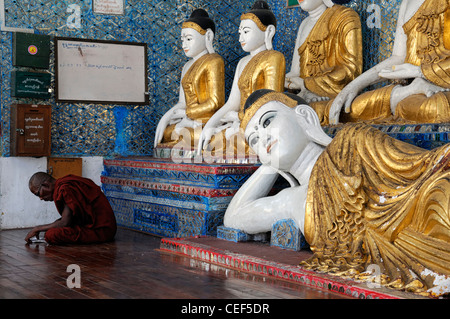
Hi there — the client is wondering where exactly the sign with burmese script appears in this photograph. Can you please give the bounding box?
[93,0,124,15]
[11,71,51,99]
[55,37,148,105]
[10,104,51,157]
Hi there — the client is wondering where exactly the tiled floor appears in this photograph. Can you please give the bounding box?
[0,227,349,299]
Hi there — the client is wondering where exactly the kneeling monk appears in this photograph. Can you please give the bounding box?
[26,172,117,245]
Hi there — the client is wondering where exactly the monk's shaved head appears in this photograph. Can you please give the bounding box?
[29,172,53,189]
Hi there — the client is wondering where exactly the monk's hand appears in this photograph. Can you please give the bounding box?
[25,227,40,243]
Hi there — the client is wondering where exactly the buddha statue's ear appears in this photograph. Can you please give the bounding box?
[295,104,320,127]
[205,29,215,54]
[264,25,275,50]
[294,104,332,146]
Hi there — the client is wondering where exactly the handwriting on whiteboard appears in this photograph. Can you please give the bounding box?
[59,63,132,71]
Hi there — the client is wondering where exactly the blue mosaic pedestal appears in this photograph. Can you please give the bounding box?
[216,226,270,242]
[271,219,309,251]
[217,226,251,242]
[217,219,309,251]
[101,157,260,238]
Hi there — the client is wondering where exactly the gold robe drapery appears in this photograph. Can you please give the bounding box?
[161,53,225,148]
[298,5,363,124]
[343,0,450,123]
[303,124,450,295]
[237,50,285,121]
[209,50,285,156]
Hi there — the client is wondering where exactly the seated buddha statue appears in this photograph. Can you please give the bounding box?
[154,9,225,150]
[329,0,450,124]
[225,88,450,296]
[197,1,285,158]
[285,0,363,125]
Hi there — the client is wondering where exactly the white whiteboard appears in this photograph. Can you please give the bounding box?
[55,37,148,104]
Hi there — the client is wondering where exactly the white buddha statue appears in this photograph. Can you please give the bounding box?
[285,0,363,125]
[154,9,225,150]
[329,0,450,124]
[197,1,285,157]
[224,88,450,296]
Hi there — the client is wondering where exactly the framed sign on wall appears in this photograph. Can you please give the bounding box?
[93,0,125,15]
[55,37,148,105]
[287,0,300,7]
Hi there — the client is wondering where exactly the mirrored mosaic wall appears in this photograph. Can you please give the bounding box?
[0,0,401,157]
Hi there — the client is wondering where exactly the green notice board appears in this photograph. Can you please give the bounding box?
[13,32,50,69]
[11,70,51,99]
[287,0,300,7]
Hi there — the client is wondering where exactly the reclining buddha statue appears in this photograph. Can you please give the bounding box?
[224,89,450,296]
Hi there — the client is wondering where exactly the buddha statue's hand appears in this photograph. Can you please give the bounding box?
[154,107,186,147]
[329,83,359,124]
[221,110,239,123]
[170,108,187,123]
[154,112,175,147]
[197,125,215,154]
[285,76,305,90]
[165,109,185,126]
[225,120,240,140]
[412,77,450,96]
[298,88,330,104]
[378,63,423,80]
[174,117,201,134]
[390,77,450,115]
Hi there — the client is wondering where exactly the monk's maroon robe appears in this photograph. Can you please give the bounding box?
[44,175,117,244]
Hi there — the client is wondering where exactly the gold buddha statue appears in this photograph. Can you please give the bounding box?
[197,1,286,159]
[154,9,225,150]
[285,0,363,125]
[329,0,450,124]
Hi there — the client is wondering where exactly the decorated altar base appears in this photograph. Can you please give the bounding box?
[101,157,259,238]
[159,236,428,299]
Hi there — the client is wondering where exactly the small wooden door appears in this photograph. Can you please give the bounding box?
[10,104,51,157]
[47,157,82,179]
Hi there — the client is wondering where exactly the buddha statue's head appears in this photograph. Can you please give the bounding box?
[300,0,352,11]
[239,1,277,52]
[241,89,331,170]
[181,9,216,58]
